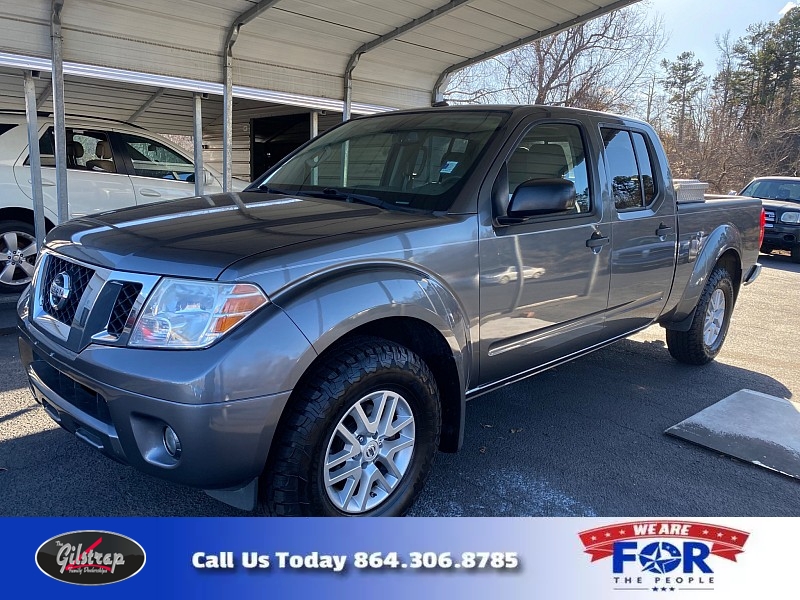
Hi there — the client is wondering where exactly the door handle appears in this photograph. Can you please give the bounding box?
[656,223,674,240]
[139,188,161,197]
[29,179,56,186]
[586,234,610,254]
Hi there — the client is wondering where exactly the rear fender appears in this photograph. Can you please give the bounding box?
[662,224,741,330]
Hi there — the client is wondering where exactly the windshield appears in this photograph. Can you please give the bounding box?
[741,179,800,204]
[251,110,508,212]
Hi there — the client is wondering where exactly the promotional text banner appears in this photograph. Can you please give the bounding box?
[12,517,796,598]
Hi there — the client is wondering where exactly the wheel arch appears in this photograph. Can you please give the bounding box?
[0,206,57,232]
[304,316,465,453]
[270,265,472,455]
[661,224,742,331]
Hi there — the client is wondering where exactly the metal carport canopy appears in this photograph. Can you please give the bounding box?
[0,0,642,232]
[2,0,641,112]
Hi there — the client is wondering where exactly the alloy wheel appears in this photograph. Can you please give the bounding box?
[703,288,726,347]
[0,231,37,288]
[323,389,416,514]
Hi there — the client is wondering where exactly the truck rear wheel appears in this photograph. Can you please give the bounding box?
[260,336,440,516]
[666,266,734,365]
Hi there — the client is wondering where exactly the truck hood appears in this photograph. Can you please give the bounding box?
[45,192,436,279]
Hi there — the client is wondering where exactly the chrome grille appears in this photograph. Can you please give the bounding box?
[107,282,142,336]
[40,254,95,325]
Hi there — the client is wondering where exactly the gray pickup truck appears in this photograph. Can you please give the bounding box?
[17,106,763,517]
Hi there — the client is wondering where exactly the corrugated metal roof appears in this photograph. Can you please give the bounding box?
[0,0,641,132]
[1,0,640,105]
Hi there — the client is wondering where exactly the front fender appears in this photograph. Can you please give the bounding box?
[271,260,472,393]
[662,223,741,329]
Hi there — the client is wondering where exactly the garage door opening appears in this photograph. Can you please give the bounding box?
[250,113,312,180]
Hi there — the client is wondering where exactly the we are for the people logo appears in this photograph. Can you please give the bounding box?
[578,521,749,593]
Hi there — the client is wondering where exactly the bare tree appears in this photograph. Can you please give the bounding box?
[445,2,666,114]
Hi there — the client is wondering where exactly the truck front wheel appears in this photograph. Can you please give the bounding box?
[666,266,734,365]
[260,336,441,516]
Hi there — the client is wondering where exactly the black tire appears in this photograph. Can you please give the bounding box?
[260,336,440,517]
[791,246,800,264]
[666,266,735,365]
[0,220,38,294]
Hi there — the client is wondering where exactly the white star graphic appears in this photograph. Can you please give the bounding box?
[702,529,709,535]
[605,532,612,538]
[591,536,597,541]
[619,529,626,535]
[731,536,738,542]
[717,532,724,538]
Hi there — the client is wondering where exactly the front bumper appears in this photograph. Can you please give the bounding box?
[762,223,800,250]
[16,288,302,494]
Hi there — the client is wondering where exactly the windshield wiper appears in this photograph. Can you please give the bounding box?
[255,185,298,195]
[300,188,422,213]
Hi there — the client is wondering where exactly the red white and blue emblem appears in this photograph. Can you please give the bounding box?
[579,521,749,593]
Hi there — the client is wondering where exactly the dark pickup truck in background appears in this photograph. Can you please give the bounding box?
[16,106,764,517]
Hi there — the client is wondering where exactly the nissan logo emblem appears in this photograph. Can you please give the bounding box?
[49,272,71,311]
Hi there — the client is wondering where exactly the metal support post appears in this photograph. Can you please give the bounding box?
[223,32,236,193]
[23,71,47,249]
[193,93,204,197]
[222,1,281,192]
[51,0,68,223]
[310,110,319,185]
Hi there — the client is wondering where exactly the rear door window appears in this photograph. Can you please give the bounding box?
[602,127,659,211]
[25,127,116,172]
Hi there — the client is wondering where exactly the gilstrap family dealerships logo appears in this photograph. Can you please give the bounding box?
[578,521,749,593]
[35,530,146,586]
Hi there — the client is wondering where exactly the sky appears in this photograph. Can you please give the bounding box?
[646,0,797,72]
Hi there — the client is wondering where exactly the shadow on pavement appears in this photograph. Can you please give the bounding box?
[0,428,246,517]
[759,252,800,274]
[0,335,30,395]
[411,337,797,517]
[0,407,33,425]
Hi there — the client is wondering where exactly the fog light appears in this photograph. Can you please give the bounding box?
[163,426,182,458]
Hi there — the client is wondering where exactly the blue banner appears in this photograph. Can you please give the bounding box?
[10,517,790,598]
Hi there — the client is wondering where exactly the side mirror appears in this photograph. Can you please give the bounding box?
[507,178,576,218]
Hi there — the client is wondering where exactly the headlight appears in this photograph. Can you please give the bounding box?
[780,211,800,224]
[129,278,268,348]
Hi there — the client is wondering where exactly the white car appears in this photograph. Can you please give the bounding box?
[481,265,546,285]
[0,113,240,292]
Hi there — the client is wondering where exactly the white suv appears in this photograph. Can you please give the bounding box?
[0,113,237,292]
